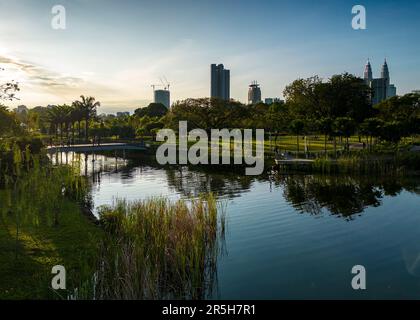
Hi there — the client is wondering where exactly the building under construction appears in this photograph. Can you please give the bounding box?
[151,78,171,108]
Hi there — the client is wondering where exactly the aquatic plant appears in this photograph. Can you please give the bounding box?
[95,194,226,300]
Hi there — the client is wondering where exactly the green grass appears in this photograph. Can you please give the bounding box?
[0,199,101,299]
[0,157,101,300]
[1,148,227,300]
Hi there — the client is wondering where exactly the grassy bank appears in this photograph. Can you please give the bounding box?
[274,152,420,175]
[0,159,101,299]
[0,146,227,299]
[0,198,101,299]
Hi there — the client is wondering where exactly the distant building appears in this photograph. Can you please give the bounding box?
[388,84,397,98]
[248,81,262,105]
[364,59,397,105]
[98,113,108,120]
[211,64,230,100]
[15,105,28,114]
[116,112,130,117]
[154,89,170,108]
[264,98,284,105]
[412,90,420,95]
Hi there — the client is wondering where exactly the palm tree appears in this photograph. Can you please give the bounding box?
[71,102,84,142]
[47,106,61,138]
[47,105,72,142]
[74,95,100,142]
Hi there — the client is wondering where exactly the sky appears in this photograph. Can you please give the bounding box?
[0,0,419,113]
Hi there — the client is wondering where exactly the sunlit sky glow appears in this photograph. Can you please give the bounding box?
[1,0,419,113]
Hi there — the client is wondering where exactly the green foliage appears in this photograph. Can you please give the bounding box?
[167,98,248,131]
[0,155,99,299]
[0,105,21,137]
[0,68,20,101]
[134,103,168,118]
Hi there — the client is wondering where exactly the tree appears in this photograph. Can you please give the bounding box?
[283,76,323,119]
[359,118,384,150]
[47,105,72,140]
[283,73,373,123]
[333,117,356,151]
[71,102,85,141]
[135,103,168,118]
[289,119,305,153]
[0,67,20,101]
[379,121,404,144]
[375,93,420,139]
[167,98,247,133]
[74,96,100,142]
[324,73,372,123]
[0,105,20,137]
[265,102,290,146]
[317,117,334,155]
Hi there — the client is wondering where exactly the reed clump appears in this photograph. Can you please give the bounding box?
[95,194,226,300]
[312,154,411,175]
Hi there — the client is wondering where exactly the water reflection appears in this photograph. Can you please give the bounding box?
[273,175,420,219]
[50,152,420,220]
[46,152,420,298]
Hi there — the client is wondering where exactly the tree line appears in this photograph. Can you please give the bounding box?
[1,72,419,153]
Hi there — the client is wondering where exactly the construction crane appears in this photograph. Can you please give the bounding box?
[151,84,164,91]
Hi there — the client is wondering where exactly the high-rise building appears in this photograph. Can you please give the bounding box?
[154,89,170,108]
[388,84,397,98]
[211,64,230,100]
[364,59,373,83]
[363,59,397,105]
[248,81,262,105]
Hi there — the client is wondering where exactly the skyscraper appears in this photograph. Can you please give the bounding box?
[363,59,397,105]
[248,81,262,105]
[154,89,170,108]
[211,64,230,100]
[364,59,372,83]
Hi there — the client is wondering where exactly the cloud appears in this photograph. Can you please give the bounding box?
[0,54,122,108]
[0,54,84,89]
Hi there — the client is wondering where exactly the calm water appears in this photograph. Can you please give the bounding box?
[56,152,420,299]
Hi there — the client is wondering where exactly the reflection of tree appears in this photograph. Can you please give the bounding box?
[81,152,420,219]
[109,154,257,199]
[164,166,255,198]
[276,174,420,219]
[277,175,389,219]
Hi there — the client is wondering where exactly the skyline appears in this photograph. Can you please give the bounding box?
[1,0,420,113]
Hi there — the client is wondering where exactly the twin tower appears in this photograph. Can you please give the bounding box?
[364,59,397,105]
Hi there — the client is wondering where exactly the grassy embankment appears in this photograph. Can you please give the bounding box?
[0,156,100,299]
[1,144,226,299]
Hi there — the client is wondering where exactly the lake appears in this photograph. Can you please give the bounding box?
[54,152,420,299]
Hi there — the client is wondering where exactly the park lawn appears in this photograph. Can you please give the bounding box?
[145,134,420,155]
[0,198,101,300]
[149,135,341,154]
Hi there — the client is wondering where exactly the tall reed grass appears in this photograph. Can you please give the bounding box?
[311,155,411,175]
[95,194,226,300]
